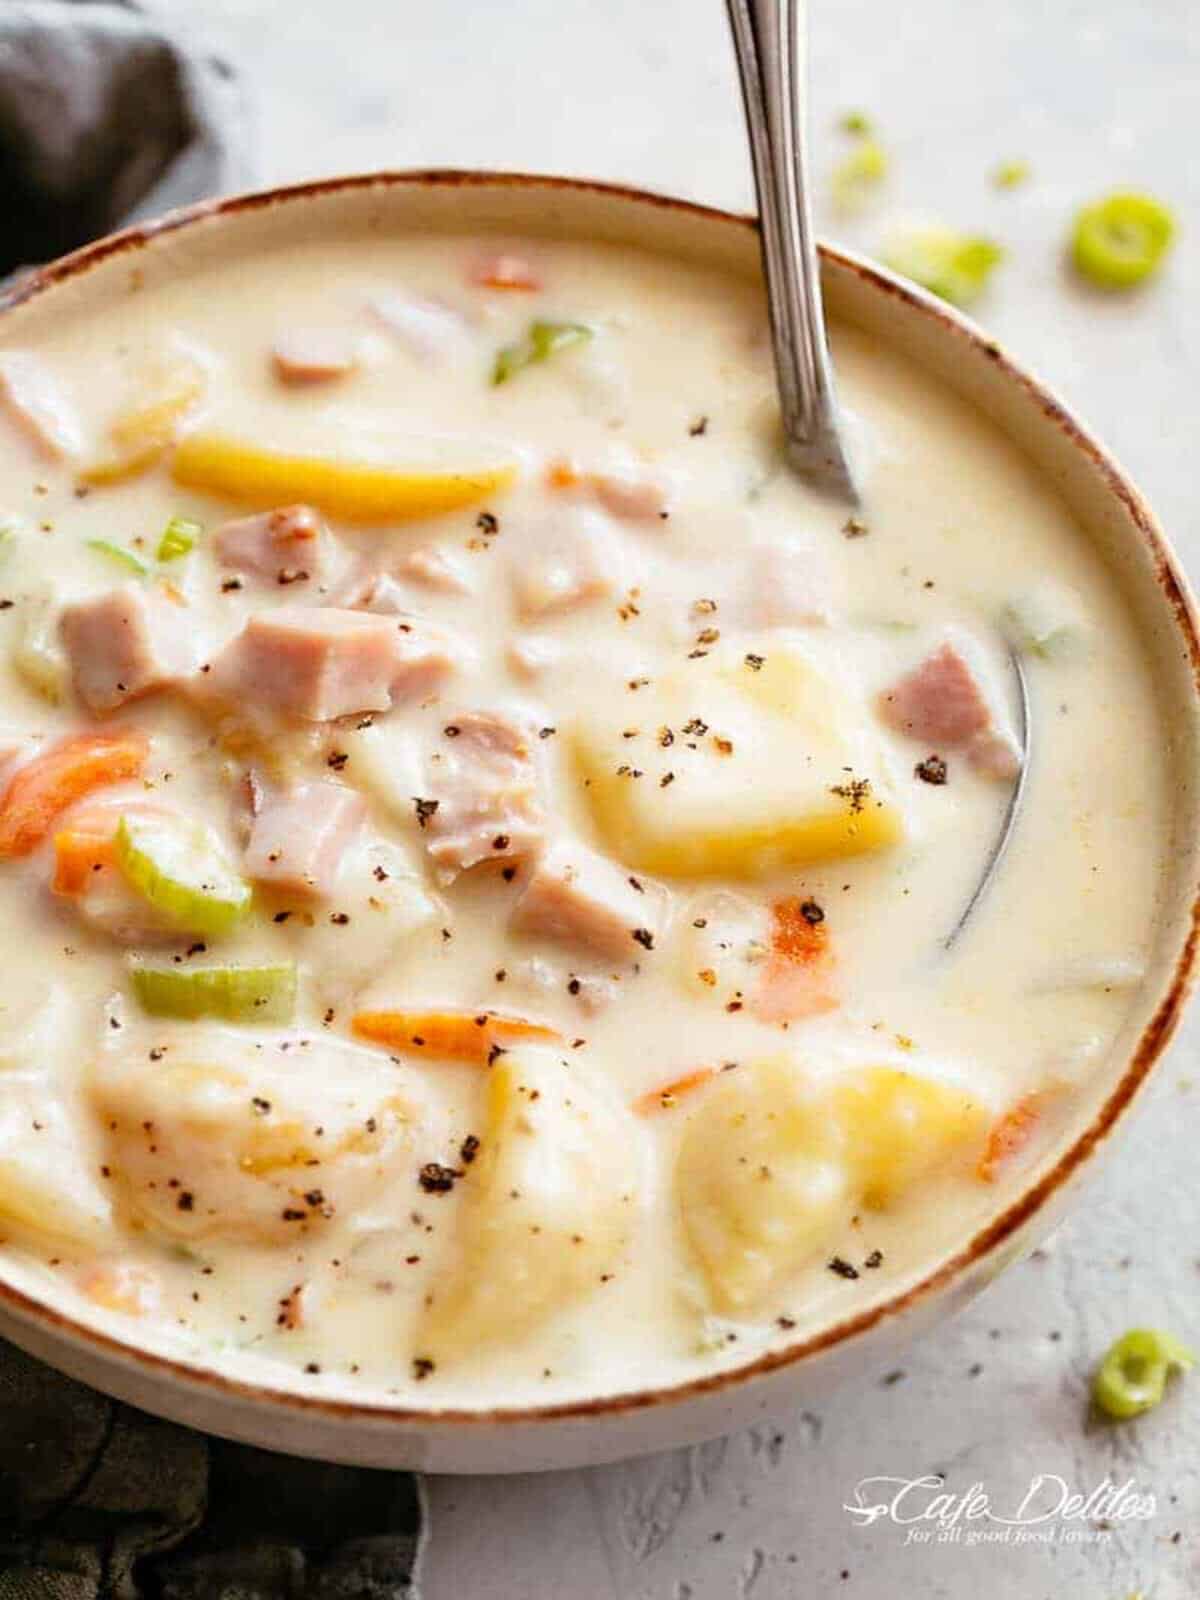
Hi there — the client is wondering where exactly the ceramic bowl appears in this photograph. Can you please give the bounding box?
[1,172,1197,1472]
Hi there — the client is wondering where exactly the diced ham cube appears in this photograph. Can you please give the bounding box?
[398,545,474,595]
[243,782,366,897]
[510,508,617,620]
[204,607,454,723]
[511,839,666,964]
[877,640,1020,780]
[270,330,359,385]
[740,540,832,627]
[424,710,545,880]
[0,351,83,462]
[470,253,541,292]
[214,505,336,587]
[506,635,561,681]
[60,584,195,714]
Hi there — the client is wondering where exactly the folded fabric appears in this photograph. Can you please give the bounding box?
[0,0,249,275]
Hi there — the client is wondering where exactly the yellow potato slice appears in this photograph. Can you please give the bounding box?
[419,1047,638,1359]
[576,642,902,878]
[81,352,207,485]
[171,431,518,524]
[677,1057,987,1313]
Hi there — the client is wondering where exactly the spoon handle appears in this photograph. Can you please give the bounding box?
[726,0,857,502]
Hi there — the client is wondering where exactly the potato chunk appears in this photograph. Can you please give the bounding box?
[419,1048,638,1358]
[0,1074,112,1249]
[677,1058,987,1313]
[90,1031,410,1245]
[576,643,902,877]
[677,1058,850,1313]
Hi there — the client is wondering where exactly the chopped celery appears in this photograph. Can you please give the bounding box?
[992,160,1030,190]
[1072,192,1175,289]
[115,813,252,937]
[1003,582,1086,658]
[130,961,297,1023]
[883,227,1004,308]
[87,539,148,577]
[492,320,592,386]
[1093,1328,1194,1419]
[839,111,872,135]
[831,139,887,211]
[156,515,201,562]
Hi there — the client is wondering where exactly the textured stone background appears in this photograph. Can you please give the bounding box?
[147,3,1199,1594]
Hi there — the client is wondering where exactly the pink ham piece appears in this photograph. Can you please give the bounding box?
[214,505,335,587]
[739,540,832,627]
[588,471,670,524]
[270,330,359,385]
[424,710,545,879]
[877,640,1020,780]
[510,508,617,620]
[0,351,83,461]
[203,607,454,723]
[397,545,474,595]
[243,782,365,897]
[512,839,666,964]
[60,584,195,714]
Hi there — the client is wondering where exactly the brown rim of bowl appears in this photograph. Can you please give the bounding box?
[1,168,1198,1431]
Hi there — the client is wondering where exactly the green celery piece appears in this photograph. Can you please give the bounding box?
[156,515,202,562]
[992,160,1030,190]
[1092,1328,1194,1420]
[883,227,1004,308]
[87,539,149,577]
[130,962,297,1024]
[831,139,887,211]
[492,320,592,385]
[116,813,252,937]
[1071,192,1175,290]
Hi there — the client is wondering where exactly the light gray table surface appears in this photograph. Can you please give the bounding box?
[148,3,1198,1594]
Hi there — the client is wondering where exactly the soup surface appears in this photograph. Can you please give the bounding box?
[0,228,1170,1406]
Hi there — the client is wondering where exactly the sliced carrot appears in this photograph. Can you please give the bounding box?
[545,456,582,491]
[51,825,118,896]
[472,254,541,292]
[0,730,149,859]
[977,1092,1044,1183]
[752,897,839,1023]
[77,1259,160,1317]
[633,1066,715,1116]
[351,1008,561,1064]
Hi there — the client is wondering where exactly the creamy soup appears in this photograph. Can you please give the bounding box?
[0,229,1169,1407]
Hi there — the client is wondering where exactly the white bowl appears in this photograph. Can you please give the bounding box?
[2,171,1198,1472]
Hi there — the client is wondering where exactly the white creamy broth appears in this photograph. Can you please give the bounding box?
[0,230,1169,1406]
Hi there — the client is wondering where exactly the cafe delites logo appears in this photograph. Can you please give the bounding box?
[843,1472,1157,1547]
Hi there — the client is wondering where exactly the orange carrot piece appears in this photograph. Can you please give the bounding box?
[545,457,582,491]
[351,1009,561,1063]
[977,1092,1043,1183]
[51,825,118,896]
[0,730,148,859]
[472,254,541,292]
[633,1066,716,1116]
[753,897,838,1023]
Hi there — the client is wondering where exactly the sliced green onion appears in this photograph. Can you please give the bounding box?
[1093,1328,1194,1420]
[115,813,252,937]
[992,160,1030,190]
[156,515,201,563]
[87,539,148,577]
[831,139,887,211]
[838,111,872,136]
[883,227,1004,308]
[492,320,592,386]
[130,961,297,1023]
[1071,192,1175,290]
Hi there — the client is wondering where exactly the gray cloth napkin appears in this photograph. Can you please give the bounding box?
[0,7,424,1595]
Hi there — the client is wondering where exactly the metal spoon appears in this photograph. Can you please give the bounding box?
[726,0,858,504]
[943,646,1031,949]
